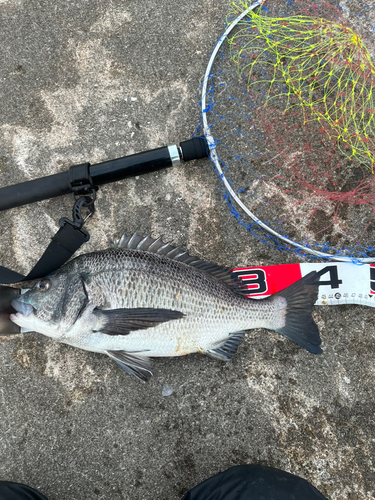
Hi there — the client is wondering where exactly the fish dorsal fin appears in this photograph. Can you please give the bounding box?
[117,231,249,294]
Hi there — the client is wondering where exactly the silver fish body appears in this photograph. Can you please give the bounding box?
[10,233,321,381]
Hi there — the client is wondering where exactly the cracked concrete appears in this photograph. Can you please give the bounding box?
[0,0,374,499]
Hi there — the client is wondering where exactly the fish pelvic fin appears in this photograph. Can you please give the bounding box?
[206,331,245,361]
[274,271,322,354]
[106,350,153,382]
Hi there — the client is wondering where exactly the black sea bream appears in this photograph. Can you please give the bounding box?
[10,233,322,381]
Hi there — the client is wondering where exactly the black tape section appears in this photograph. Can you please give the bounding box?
[180,137,208,162]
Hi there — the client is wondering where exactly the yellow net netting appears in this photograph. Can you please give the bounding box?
[229,4,375,171]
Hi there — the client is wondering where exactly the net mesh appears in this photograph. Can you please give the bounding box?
[198,0,375,260]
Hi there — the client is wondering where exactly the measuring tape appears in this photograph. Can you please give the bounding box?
[232,263,375,307]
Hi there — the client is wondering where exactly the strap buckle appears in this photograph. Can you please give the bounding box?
[58,194,95,242]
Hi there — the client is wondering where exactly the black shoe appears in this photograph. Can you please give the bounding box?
[181,464,328,500]
[0,482,48,500]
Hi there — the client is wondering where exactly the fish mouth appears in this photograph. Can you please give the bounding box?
[10,299,35,318]
[9,300,35,330]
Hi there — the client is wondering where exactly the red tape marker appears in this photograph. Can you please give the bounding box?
[233,263,375,307]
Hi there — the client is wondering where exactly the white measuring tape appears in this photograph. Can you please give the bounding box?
[232,263,375,307]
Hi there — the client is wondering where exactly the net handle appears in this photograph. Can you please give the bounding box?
[200,1,374,263]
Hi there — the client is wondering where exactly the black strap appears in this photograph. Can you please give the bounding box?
[0,189,96,285]
[0,222,89,284]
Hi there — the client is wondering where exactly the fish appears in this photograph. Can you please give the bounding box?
[10,232,322,381]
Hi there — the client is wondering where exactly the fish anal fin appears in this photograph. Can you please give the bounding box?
[106,350,153,382]
[94,308,184,336]
[206,331,245,361]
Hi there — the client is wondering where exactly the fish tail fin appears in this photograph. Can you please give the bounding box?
[273,271,322,354]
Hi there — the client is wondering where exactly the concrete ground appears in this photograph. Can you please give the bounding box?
[0,0,374,499]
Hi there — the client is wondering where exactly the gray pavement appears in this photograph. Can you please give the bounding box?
[0,0,374,499]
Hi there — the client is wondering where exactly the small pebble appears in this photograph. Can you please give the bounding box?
[162,384,173,397]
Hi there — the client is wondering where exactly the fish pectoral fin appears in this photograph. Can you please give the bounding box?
[94,307,184,335]
[106,350,153,382]
[206,331,245,362]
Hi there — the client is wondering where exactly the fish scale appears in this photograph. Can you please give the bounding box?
[10,232,322,381]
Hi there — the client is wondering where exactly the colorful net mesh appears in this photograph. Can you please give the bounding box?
[198,0,375,260]
[231,5,375,170]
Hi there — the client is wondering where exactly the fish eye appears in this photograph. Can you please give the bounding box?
[37,279,50,292]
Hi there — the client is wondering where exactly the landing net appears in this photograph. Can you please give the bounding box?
[199,0,375,261]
